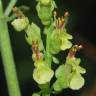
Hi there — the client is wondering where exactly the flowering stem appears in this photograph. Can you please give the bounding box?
[45,27,52,68]
[40,26,53,96]
[42,93,50,96]
[0,1,21,96]
[4,0,17,16]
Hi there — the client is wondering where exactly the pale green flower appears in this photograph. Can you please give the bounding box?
[69,72,85,90]
[33,64,54,84]
[25,22,44,51]
[11,17,29,32]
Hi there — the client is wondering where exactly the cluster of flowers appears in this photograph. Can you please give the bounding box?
[11,0,86,95]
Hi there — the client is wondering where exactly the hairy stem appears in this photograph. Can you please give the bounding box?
[0,1,21,96]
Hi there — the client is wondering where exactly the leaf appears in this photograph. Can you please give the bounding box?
[52,57,59,64]
[32,93,40,96]
[33,65,54,84]
[25,22,44,51]
[69,73,85,90]
[11,17,29,32]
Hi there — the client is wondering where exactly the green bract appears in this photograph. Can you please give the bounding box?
[36,1,56,25]
[69,72,85,90]
[11,17,29,32]
[25,22,44,51]
[52,57,59,64]
[33,64,54,84]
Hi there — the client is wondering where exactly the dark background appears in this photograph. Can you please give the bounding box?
[0,0,96,96]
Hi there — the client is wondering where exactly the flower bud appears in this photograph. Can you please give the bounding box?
[11,17,29,32]
[36,1,56,26]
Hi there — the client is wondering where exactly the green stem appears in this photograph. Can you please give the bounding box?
[42,93,50,96]
[40,26,52,96]
[4,0,17,16]
[0,1,21,96]
[45,26,52,68]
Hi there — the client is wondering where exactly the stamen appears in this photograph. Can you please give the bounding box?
[67,45,82,58]
[32,40,42,60]
[12,7,24,18]
[64,12,69,17]
[53,11,57,18]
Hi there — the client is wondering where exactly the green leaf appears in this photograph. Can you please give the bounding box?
[52,57,59,64]
[69,73,85,90]
[25,22,44,51]
[11,17,29,32]
[33,64,54,84]
[32,93,40,96]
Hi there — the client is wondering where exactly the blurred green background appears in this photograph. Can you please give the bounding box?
[0,0,96,96]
